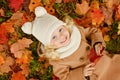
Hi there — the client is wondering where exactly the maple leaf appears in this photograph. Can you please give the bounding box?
[0,56,15,74]
[1,22,14,33]
[90,9,104,26]
[29,0,42,12]
[8,0,24,12]
[20,64,30,77]
[10,11,24,26]
[11,71,26,80]
[75,1,90,15]
[16,49,32,65]
[101,6,113,25]
[10,38,33,58]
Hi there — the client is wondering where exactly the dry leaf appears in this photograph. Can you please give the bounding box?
[0,56,15,74]
[90,9,104,26]
[8,0,24,12]
[10,38,33,58]
[0,54,5,65]
[11,71,26,80]
[75,1,90,15]
[29,0,42,12]
[0,8,5,17]
[16,49,32,65]
[20,64,30,76]
[101,6,113,25]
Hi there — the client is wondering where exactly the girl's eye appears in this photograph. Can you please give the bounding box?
[59,28,63,32]
[52,36,56,40]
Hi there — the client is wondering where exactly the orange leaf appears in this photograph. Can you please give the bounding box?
[91,9,104,25]
[0,8,5,17]
[29,0,42,12]
[75,1,90,15]
[0,27,8,44]
[16,50,32,65]
[20,64,30,77]
[0,54,4,65]
[0,56,15,74]
[10,38,33,58]
[11,72,26,80]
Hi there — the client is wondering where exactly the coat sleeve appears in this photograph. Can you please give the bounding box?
[80,27,105,47]
[52,64,86,80]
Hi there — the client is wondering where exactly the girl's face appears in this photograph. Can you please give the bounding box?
[50,25,70,49]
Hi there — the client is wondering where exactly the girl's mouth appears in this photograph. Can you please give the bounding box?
[61,36,67,44]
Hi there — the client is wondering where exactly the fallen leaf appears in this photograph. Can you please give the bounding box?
[0,54,5,65]
[0,8,5,17]
[16,49,32,65]
[0,21,14,33]
[0,56,15,74]
[75,1,90,15]
[0,27,8,44]
[20,64,30,76]
[115,5,120,21]
[10,38,33,58]
[104,35,110,42]
[29,0,42,12]
[11,71,26,80]
[8,0,24,12]
[63,0,71,3]
[101,6,113,25]
[90,9,104,26]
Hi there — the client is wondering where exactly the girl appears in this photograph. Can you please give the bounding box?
[21,6,119,80]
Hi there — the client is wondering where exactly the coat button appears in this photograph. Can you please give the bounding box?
[86,46,90,51]
[79,57,85,62]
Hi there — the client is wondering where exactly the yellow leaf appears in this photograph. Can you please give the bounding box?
[104,35,110,42]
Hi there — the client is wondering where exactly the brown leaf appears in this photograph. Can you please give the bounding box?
[10,38,33,58]
[20,64,30,77]
[0,56,15,74]
[75,1,90,15]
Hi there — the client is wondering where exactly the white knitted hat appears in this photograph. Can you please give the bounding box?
[21,6,66,45]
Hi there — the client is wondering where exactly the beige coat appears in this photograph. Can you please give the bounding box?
[49,26,120,80]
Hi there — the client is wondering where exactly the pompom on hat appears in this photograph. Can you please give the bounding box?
[22,6,66,46]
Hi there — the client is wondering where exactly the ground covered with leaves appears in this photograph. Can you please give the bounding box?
[0,0,120,80]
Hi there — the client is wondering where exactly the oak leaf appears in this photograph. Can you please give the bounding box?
[10,38,33,58]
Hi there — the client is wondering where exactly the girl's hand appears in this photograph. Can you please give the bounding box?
[83,63,95,77]
[94,43,104,56]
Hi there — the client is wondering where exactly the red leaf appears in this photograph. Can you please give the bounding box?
[0,27,8,44]
[63,0,71,3]
[8,0,24,12]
